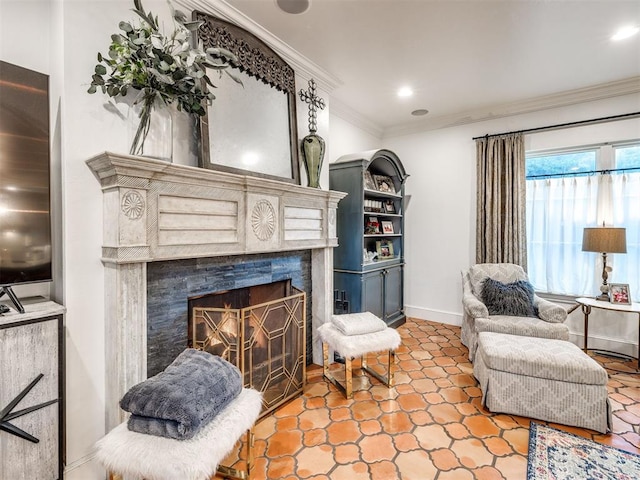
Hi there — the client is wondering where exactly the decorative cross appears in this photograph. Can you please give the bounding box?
[298,79,325,133]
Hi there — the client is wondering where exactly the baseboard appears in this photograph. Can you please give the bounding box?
[569,332,639,359]
[64,452,104,480]
[406,304,638,359]
[405,305,462,326]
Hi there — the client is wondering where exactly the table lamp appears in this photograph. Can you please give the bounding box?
[582,226,627,301]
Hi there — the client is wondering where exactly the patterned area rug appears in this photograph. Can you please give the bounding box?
[527,422,640,479]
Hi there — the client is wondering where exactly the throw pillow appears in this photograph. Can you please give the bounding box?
[480,277,538,318]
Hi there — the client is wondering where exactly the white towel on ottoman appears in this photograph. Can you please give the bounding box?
[331,312,387,336]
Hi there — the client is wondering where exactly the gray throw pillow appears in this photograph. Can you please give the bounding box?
[480,277,538,317]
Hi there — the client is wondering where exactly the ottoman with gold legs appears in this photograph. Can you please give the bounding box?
[95,388,262,480]
[318,314,401,399]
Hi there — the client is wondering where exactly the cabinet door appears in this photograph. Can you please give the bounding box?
[383,265,403,321]
[0,319,60,480]
[362,271,384,318]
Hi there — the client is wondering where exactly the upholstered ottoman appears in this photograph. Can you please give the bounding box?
[95,388,262,480]
[318,315,401,399]
[474,332,611,433]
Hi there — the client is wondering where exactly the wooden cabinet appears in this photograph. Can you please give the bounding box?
[330,149,408,327]
[0,300,65,480]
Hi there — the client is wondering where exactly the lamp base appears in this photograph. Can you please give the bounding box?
[595,292,610,302]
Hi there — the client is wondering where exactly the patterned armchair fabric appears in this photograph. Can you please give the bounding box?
[461,263,570,361]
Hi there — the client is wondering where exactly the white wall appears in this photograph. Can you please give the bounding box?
[2,1,638,478]
[384,93,640,357]
[328,113,383,161]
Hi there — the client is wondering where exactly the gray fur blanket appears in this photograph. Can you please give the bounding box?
[120,349,242,440]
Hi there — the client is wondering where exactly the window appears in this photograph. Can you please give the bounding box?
[525,142,640,301]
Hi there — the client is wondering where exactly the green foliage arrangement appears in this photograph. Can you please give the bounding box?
[88,0,238,156]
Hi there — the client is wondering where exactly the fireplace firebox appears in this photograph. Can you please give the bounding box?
[189,280,306,416]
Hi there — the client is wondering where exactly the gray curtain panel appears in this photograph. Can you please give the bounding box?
[475,133,527,269]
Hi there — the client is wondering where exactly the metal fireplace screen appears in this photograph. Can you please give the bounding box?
[189,280,306,417]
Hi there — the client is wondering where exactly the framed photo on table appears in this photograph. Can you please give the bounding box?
[610,283,631,305]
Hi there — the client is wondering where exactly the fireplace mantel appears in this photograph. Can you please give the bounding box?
[87,152,346,264]
[87,152,346,430]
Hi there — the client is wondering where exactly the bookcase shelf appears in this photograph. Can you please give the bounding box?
[330,149,408,327]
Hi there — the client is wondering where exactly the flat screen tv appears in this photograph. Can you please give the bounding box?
[0,60,51,313]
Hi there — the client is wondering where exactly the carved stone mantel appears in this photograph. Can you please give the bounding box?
[87,152,346,430]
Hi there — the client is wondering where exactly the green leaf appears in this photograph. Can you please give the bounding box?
[95,64,107,75]
[119,21,133,33]
[224,69,244,86]
[111,34,124,44]
[92,74,105,85]
[97,52,103,62]
[87,85,97,94]
[173,8,188,24]
[148,68,174,84]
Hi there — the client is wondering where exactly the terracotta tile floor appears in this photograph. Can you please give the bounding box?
[217,318,640,479]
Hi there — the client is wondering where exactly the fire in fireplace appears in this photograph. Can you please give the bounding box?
[188,280,306,416]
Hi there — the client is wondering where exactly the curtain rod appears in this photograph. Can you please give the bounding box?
[472,112,640,141]
[526,166,640,180]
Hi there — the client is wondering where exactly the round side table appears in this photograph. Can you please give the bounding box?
[576,297,640,370]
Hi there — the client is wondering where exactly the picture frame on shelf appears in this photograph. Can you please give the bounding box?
[384,200,396,214]
[381,221,394,234]
[376,239,394,258]
[610,283,631,305]
[365,216,381,234]
[374,174,395,193]
[364,171,377,190]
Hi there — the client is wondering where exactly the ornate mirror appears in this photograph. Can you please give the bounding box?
[194,11,300,184]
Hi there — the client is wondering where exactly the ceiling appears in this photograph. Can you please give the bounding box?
[224,0,640,136]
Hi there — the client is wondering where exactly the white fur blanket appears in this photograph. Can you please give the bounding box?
[95,388,262,480]
[318,323,401,358]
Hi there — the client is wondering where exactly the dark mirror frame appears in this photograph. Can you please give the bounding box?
[193,11,300,184]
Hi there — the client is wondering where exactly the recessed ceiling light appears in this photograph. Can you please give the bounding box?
[411,109,429,116]
[275,0,311,15]
[397,86,413,98]
[612,25,639,41]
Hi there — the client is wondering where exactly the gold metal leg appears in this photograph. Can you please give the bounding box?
[322,341,354,399]
[345,356,353,398]
[216,427,253,479]
[361,349,396,388]
[582,304,591,352]
[322,342,395,399]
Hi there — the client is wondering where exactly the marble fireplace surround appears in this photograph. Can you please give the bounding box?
[87,152,346,429]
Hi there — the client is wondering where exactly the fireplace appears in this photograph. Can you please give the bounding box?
[87,152,346,430]
[189,279,305,416]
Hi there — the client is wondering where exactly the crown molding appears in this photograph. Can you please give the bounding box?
[384,76,640,138]
[177,0,341,93]
[329,98,384,139]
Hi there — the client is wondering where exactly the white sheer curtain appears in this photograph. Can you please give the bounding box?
[526,175,600,296]
[611,172,640,301]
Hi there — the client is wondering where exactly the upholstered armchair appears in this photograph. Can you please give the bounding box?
[461,263,570,361]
